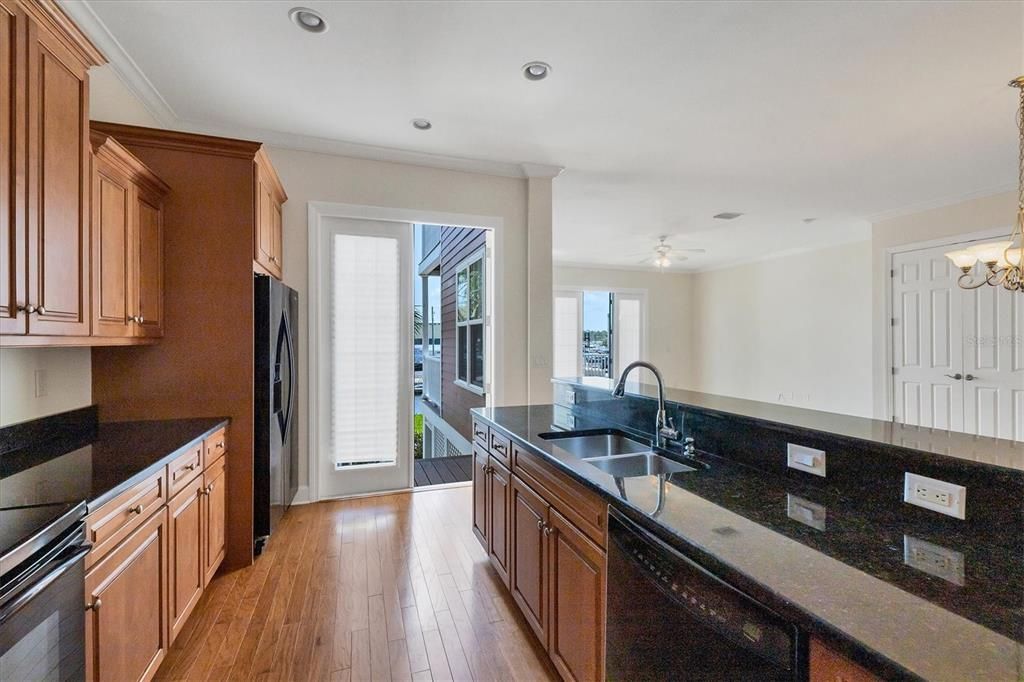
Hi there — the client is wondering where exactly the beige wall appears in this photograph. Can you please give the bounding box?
[691,241,874,417]
[268,146,548,493]
[870,191,1016,418]
[0,65,159,428]
[553,266,694,389]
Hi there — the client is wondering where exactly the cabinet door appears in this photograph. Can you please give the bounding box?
[168,480,204,642]
[510,475,549,644]
[25,14,90,336]
[92,164,134,337]
[271,199,283,273]
[0,1,25,335]
[85,508,169,682]
[254,171,281,278]
[202,456,227,586]
[472,444,489,549]
[547,509,605,682]
[810,639,880,682]
[487,457,511,587]
[134,188,163,337]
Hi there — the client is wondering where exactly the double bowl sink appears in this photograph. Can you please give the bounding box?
[539,429,702,478]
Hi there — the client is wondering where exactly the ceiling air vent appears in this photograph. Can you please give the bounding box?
[713,212,743,220]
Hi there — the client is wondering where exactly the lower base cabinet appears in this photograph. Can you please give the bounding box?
[810,639,881,682]
[168,478,205,641]
[85,508,169,682]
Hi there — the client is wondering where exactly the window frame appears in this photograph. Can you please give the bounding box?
[454,248,487,395]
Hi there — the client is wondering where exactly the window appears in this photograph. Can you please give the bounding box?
[456,250,486,392]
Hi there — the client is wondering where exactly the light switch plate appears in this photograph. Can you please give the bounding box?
[787,443,826,477]
[904,472,966,519]
[904,535,965,585]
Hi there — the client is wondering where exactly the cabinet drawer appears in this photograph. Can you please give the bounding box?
[167,442,203,497]
[472,417,489,447]
[86,468,166,567]
[203,427,227,468]
[489,429,511,468]
[513,443,606,549]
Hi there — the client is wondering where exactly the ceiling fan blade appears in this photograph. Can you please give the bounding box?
[675,248,706,254]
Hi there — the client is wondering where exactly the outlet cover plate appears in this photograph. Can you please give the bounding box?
[787,443,826,477]
[904,473,966,519]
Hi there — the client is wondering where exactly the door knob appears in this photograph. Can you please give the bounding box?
[965,374,976,381]
[85,598,102,611]
[16,304,36,314]
[944,373,963,380]
[128,504,144,515]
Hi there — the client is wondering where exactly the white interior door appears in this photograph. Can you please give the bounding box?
[553,290,583,378]
[612,292,645,378]
[317,217,413,498]
[891,247,964,431]
[962,283,1024,440]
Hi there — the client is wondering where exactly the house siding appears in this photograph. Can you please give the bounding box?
[440,225,487,442]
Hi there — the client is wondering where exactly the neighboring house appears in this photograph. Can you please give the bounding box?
[417,224,488,459]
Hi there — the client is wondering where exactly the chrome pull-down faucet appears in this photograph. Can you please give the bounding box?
[612,361,681,448]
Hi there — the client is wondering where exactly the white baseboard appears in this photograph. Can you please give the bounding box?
[291,485,311,505]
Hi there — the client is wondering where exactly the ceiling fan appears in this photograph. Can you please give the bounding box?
[634,236,706,269]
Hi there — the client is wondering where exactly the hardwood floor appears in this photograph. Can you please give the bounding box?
[154,487,558,681]
[414,456,473,487]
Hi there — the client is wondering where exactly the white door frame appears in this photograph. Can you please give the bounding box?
[307,201,503,504]
[883,226,1012,424]
[551,286,649,379]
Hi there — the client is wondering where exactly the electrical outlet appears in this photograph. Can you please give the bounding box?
[34,369,48,397]
[903,473,966,519]
[787,443,826,477]
[904,535,965,585]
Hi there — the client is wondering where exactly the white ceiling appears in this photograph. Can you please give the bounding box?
[76,0,1021,271]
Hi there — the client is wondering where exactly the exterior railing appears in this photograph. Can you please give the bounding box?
[423,354,442,406]
[583,350,611,378]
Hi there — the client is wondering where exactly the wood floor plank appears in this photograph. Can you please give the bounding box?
[152,487,557,682]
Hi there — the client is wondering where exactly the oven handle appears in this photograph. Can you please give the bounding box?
[0,545,89,623]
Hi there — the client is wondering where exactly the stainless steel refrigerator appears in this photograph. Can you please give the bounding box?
[254,274,298,555]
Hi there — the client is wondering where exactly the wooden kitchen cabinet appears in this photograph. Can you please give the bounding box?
[472,444,489,548]
[0,0,104,339]
[202,452,227,585]
[254,151,286,279]
[547,508,605,682]
[810,639,881,682]
[487,456,511,587]
[90,131,169,340]
[85,507,169,682]
[510,474,549,644]
[167,478,204,641]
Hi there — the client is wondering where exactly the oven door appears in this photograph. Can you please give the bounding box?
[0,526,89,682]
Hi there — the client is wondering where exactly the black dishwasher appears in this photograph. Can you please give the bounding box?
[606,509,805,681]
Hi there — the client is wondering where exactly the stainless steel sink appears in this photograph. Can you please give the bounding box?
[585,453,697,477]
[539,429,651,459]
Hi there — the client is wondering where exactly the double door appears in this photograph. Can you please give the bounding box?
[892,242,1023,440]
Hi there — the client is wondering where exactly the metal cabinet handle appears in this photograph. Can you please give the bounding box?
[536,519,544,530]
[186,463,198,471]
[86,598,102,611]
[492,442,506,453]
[944,373,963,380]
[16,304,36,314]
[543,525,553,537]
[216,442,224,450]
[36,306,46,315]
[965,374,976,381]
[207,483,215,493]
[128,504,144,515]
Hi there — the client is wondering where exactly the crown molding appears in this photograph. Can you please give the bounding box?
[58,0,178,126]
[865,183,1016,223]
[521,163,565,179]
[28,0,106,66]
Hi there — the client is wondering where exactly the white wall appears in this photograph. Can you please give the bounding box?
[552,266,694,389]
[0,65,159,428]
[690,240,874,417]
[869,191,1016,418]
[267,146,544,494]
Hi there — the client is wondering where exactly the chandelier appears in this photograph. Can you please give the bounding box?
[944,77,1024,292]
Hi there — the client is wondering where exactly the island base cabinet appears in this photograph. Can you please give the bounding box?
[510,475,550,645]
[85,508,169,682]
[472,445,489,548]
[548,509,605,682]
[487,457,511,587]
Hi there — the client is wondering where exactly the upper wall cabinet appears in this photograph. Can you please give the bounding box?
[91,131,170,340]
[254,150,286,280]
[0,0,105,342]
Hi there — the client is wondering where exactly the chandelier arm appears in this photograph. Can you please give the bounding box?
[956,272,994,290]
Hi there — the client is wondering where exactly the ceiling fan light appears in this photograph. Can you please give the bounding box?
[655,255,671,268]
[945,249,978,271]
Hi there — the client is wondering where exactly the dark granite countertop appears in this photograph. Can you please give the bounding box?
[474,404,1022,682]
[1,417,228,511]
[553,377,1023,472]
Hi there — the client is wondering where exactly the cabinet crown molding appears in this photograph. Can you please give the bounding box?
[90,130,171,197]
[20,0,106,66]
[91,121,269,160]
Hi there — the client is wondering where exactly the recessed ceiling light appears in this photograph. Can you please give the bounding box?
[289,7,328,34]
[411,118,432,131]
[713,212,743,220]
[522,61,552,81]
